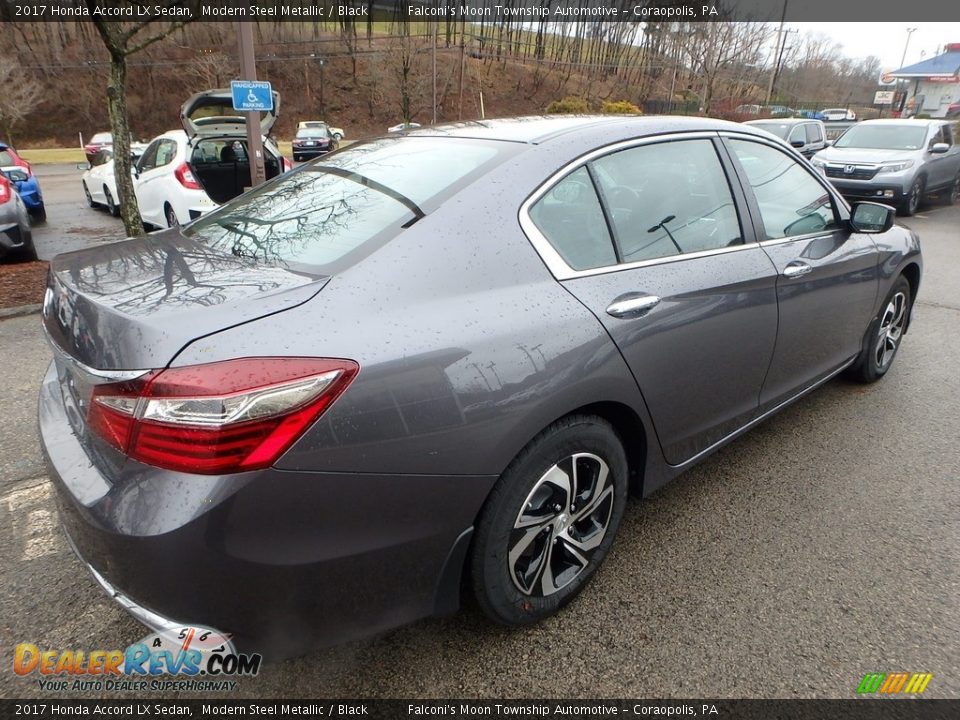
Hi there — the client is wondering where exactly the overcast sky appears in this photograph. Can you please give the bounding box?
[792,23,960,69]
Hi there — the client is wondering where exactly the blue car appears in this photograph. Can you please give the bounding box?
[0,142,45,222]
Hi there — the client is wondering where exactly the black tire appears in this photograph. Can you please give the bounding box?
[847,276,912,383]
[293,154,301,163]
[165,204,179,228]
[83,182,96,209]
[944,173,959,206]
[104,188,119,218]
[29,204,46,224]
[470,415,629,626]
[899,177,924,216]
[20,229,37,261]
[333,133,343,141]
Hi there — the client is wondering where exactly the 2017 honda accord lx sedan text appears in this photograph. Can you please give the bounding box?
[40,116,921,658]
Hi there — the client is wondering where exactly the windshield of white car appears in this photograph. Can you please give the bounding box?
[91,133,112,144]
[834,125,928,150]
[749,123,791,140]
[184,137,518,274]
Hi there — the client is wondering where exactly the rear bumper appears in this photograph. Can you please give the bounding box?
[39,362,495,657]
[292,146,333,158]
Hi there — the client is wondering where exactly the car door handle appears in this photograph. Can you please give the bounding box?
[606,293,661,319]
[782,261,812,279]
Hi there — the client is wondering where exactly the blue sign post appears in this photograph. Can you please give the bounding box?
[230,80,274,112]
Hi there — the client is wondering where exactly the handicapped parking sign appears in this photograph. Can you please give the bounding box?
[231,80,273,112]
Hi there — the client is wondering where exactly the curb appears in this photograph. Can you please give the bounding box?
[0,303,42,320]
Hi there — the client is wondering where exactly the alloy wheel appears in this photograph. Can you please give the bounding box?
[508,453,614,597]
[875,291,907,371]
[166,206,179,228]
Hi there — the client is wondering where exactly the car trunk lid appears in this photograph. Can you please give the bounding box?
[180,88,279,138]
[43,229,326,372]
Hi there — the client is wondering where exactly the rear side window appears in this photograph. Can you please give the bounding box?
[729,139,839,240]
[185,137,514,273]
[529,167,616,270]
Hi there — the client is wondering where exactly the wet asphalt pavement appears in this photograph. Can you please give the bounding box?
[0,164,957,699]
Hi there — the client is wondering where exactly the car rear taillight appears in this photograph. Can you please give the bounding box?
[282,157,293,172]
[174,163,201,190]
[0,177,10,204]
[87,358,359,474]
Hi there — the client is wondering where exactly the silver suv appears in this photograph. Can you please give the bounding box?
[811,119,960,215]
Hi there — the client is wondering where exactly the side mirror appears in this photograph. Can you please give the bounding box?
[4,169,29,182]
[850,202,894,234]
[77,162,91,171]
[790,139,805,148]
[824,139,833,147]
[930,142,950,154]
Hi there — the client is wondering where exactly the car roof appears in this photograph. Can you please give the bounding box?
[403,115,768,144]
[745,118,817,126]
[856,119,940,126]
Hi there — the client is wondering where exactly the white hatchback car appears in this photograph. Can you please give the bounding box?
[81,144,148,216]
[134,89,289,228]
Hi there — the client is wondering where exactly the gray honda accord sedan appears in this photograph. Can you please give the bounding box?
[40,116,921,657]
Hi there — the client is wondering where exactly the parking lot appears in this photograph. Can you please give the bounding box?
[1,163,958,699]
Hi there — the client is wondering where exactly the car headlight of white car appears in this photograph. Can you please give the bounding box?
[876,160,914,174]
[811,158,827,174]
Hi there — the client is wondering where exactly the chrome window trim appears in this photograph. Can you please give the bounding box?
[519,131,756,281]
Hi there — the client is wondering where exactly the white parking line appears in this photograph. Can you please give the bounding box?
[2,481,62,560]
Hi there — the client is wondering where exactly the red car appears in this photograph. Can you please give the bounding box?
[83,132,113,164]
[946,102,960,119]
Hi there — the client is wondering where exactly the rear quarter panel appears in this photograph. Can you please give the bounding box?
[171,145,659,480]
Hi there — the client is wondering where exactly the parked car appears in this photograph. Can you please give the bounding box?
[0,169,35,261]
[744,118,828,158]
[388,122,422,133]
[298,120,344,141]
[796,109,827,121]
[41,116,922,658]
[734,104,761,115]
[81,145,148,217]
[83,132,113,164]
[812,118,960,215]
[822,108,857,121]
[946,102,960,119]
[134,89,289,228]
[0,142,45,221]
[291,126,337,161]
[764,105,796,117]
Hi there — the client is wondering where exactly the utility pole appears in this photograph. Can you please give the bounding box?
[897,27,917,115]
[765,0,788,106]
[432,13,438,124]
[236,11,266,188]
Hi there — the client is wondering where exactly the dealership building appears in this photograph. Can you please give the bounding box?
[891,42,960,118]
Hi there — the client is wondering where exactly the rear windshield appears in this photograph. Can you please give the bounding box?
[296,128,330,138]
[184,137,517,273]
[834,124,927,150]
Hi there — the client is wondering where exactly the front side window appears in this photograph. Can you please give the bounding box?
[788,126,806,145]
[529,167,616,271]
[590,139,743,262]
[805,124,823,143]
[137,141,160,172]
[729,139,839,240]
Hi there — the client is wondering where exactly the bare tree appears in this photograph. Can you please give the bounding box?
[187,50,236,89]
[86,0,197,237]
[0,57,42,145]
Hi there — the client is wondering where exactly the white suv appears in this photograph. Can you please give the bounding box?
[134,89,289,228]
